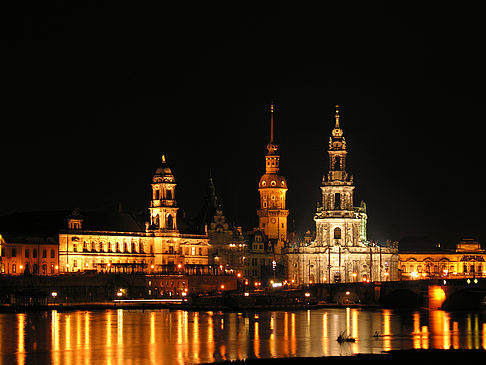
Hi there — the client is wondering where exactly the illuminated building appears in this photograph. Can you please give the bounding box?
[0,232,58,275]
[284,106,399,284]
[247,104,289,283]
[205,173,246,276]
[399,238,486,279]
[0,156,209,276]
[58,155,209,273]
[257,104,289,249]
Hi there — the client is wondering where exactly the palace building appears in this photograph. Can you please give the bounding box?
[58,155,209,273]
[284,106,399,284]
[1,156,210,276]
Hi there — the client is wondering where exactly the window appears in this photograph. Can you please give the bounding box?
[166,190,172,200]
[334,227,341,239]
[12,264,16,273]
[334,193,341,210]
[73,260,78,267]
[191,247,196,256]
[167,215,174,229]
[154,189,160,200]
[169,246,174,254]
[12,248,16,257]
[25,249,30,258]
[199,247,202,256]
[42,249,47,258]
[1,247,4,257]
[73,243,77,252]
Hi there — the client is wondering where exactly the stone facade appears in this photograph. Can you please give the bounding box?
[284,106,399,284]
[399,239,486,279]
[58,156,210,274]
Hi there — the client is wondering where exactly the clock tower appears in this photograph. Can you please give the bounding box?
[257,104,289,253]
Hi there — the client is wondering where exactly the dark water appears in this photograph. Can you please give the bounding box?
[1,308,486,364]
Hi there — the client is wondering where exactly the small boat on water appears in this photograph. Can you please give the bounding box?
[337,331,356,343]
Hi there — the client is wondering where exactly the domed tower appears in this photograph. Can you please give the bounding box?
[257,104,289,252]
[148,155,178,232]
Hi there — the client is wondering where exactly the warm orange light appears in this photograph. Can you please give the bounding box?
[237,273,241,278]
[177,264,182,269]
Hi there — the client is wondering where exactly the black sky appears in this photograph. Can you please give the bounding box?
[1,3,485,249]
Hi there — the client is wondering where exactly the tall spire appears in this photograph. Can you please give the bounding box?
[270,103,274,144]
[334,105,340,129]
[267,103,278,155]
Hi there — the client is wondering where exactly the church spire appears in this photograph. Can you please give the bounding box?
[334,104,340,129]
[267,103,278,155]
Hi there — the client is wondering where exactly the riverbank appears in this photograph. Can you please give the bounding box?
[205,349,486,364]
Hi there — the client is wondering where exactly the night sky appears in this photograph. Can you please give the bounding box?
[1,3,485,249]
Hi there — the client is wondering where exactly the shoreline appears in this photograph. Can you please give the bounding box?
[0,301,381,313]
[202,349,486,364]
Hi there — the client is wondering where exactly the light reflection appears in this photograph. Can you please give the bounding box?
[6,307,486,364]
[17,313,25,365]
[51,310,60,365]
[382,309,391,351]
[254,320,260,358]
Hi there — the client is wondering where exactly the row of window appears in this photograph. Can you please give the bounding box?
[72,241,148,254]
[1,262,57,274]
[402,263,484,274]
[1,247,55,259]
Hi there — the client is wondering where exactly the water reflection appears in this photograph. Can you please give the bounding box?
[1,308,486,364]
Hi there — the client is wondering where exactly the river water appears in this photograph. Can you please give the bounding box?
[1,308,486,364]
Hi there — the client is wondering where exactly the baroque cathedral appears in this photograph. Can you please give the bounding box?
[283,106,399,283]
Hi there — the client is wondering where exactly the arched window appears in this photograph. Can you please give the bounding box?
[334,227,341,239]
[167,214,174,229]
[166,189,172,200]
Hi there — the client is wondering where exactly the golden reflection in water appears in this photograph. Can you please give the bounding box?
[105,311,112,365]
[10,307,486,364]
[240,316,249,360]
[382,309,391,351]
[193,312,200,364]
[283,312,289,357]
[269,313,276,358]
[207,311,214,363]
[290,312,297,357]
[51,310,59,365]
[483,323,486,349]
[351,309,359,353]
[117,309,123,346]
[322,312,328,356]
[421,326,429,349]
[412,312,421,349]
[17,313,25,365]
[452,321,459,349]
[254,320,260,358]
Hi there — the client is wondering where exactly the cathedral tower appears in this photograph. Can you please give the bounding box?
[148,155,178,232]
[257,104,289,252]
[321,105,355,218]
[314,105,364,247]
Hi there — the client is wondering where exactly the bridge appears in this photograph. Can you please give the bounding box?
[309,278,486,310]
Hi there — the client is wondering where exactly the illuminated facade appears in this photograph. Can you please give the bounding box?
[57,155,209,273]
[206,173,246,275]
[0,233,59,275]
[284,106,399,284]
[399,239,486,279]
[257,104,289,252]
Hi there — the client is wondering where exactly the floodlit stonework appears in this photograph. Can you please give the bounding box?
[58,155,209,273]
[284,106,399,284]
